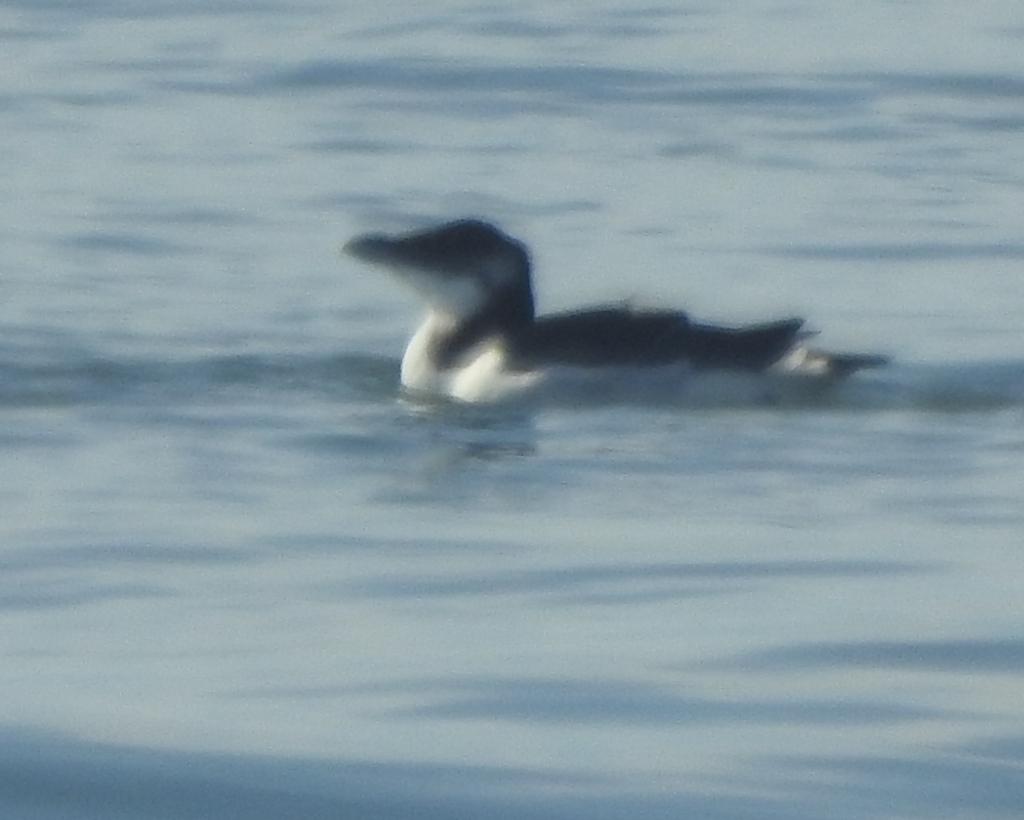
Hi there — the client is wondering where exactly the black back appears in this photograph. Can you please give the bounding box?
[504,308,804,371]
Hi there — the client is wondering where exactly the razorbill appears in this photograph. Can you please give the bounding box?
[344,219,887,403]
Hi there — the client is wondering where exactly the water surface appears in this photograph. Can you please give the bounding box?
[2,1,1024,818]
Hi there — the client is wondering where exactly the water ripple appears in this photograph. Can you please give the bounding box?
[339,559,930,601]
[387,676,942,726]
[720,638,1024,673]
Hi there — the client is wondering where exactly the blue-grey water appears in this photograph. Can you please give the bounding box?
[3,1,1024,818]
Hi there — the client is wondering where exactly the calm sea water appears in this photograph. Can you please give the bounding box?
[3,1,1024,818]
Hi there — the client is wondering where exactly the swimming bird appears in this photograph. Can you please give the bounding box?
[345,219,887,403]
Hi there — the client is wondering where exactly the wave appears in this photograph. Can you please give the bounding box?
[832,360,1024,412]
[1,347,1022,413]
[0,349,399,410]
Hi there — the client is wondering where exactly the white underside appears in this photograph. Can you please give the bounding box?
[400,317,846,406]
[402,337,543,403]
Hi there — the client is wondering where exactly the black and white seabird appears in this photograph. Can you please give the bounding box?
[345,219,887,403]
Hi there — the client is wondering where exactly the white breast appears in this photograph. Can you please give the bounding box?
[399,312,541,402]
[399,312,452,395]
